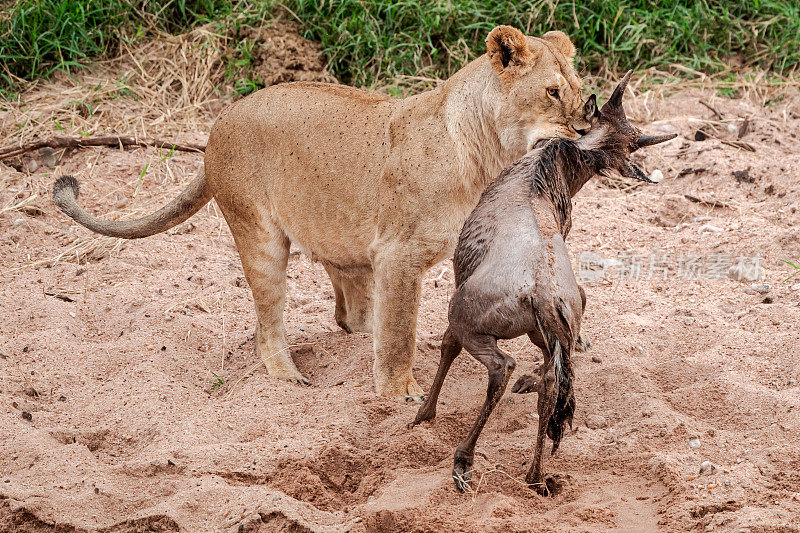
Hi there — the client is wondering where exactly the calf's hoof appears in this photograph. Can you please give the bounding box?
[528,473,563,496]
[409,407,435,429]
[511,374,538,394]
[452,462,473,493]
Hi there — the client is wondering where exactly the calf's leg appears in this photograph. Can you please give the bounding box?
[411,327,462,426]
[452,334,516,492]
[526,349,558,495]
[576,285,591,352]
[511,331,546,393]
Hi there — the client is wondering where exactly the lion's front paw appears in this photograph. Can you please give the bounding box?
[376,373,426,403]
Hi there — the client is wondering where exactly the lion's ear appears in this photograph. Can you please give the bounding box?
[486,26,535,71]
[541,30,576,60]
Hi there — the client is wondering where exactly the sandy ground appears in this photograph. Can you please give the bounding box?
[2,37,800,532]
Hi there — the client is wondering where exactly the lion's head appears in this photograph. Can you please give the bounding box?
[484,26,586,154]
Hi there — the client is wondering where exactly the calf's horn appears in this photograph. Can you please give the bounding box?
[603,69,633,111]
[637,133,678,147]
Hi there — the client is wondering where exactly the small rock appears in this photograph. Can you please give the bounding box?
[699,461,716,474]
[591,355,602,363]
[688,437,702,449]
[58,395,67,402]
[745,283,771,295]
[694,130,708,141]
[12,218,24,228]
[586,414,607,429]
[723,481,731,486]
[692,216,712,224]
[648,169,664,183]
[21,411,32,421]
[792,283,800,291]
[698,224,723,234]
[683,317,695,325]
[24,159,38,173]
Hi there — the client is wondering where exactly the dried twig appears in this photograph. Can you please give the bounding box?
[677,167,709,177]
[737,117,750,139]
[0,135,206,161]
[699,99,724,120]
[684,194,730,209]
[720,139,756,152]
[43,290,75,302]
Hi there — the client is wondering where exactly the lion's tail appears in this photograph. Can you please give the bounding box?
[52,170,212,239]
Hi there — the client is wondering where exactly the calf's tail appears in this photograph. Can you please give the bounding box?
[532,296,576,455]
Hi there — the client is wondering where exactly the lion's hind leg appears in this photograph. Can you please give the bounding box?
[325,266,374,334]
[233,217,309,385]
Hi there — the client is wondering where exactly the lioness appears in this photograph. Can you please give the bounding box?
[54,26,587,400]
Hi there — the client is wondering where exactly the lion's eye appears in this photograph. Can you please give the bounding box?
[547,87,560,99]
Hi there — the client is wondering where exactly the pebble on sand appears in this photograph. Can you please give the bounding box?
[688,437,701,449]
[586,414,607,429]
[745,283,771,295]
[648,169,664,183]
[699,461,716,474]
[698,224,723,234]
[591,355,602,363]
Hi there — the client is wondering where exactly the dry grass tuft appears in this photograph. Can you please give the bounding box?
[0,23,233,149]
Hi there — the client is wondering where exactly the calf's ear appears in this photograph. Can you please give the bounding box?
[542,30,576,60]
[621,162,654,183]
[486,26,536,71]
[583,94,599,120]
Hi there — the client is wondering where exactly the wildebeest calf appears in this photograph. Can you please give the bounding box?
[412,71,675,494]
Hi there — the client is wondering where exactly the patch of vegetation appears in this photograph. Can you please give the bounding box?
[780,260,800,282]
[284,0,800,88]
[0,0,233,92]
[1,0,798,93]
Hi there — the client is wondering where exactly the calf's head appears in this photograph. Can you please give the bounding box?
[591,70,677,181]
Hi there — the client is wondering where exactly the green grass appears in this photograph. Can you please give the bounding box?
[1,0,798,94]
[780,260,800,282]
[283,0,800,88]
[0,0,234,92]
